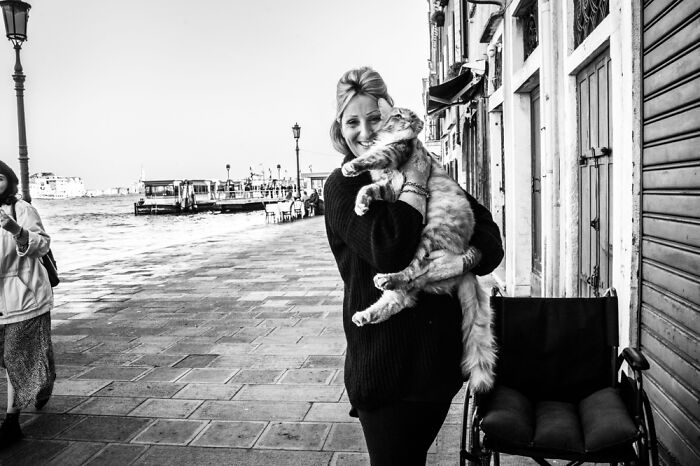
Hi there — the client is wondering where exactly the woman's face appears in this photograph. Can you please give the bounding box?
[0,174,7,196]
[340,94,382,158]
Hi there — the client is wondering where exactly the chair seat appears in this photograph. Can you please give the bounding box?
[481,385,638,457]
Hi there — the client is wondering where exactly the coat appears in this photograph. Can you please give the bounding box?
[0,200,53,324]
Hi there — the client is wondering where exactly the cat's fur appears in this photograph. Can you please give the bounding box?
[341,99,496,392]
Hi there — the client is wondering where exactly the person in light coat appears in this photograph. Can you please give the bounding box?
[0,160,56,449]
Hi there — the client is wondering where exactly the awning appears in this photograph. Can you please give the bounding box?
[426,70,484,115]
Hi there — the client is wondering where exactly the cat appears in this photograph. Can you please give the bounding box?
[340,99,496,393]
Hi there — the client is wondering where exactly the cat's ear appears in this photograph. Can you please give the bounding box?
[377,98,393,119]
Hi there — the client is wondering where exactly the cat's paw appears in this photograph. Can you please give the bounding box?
[373,272,408,290]
[374,273,395,290]
[341,163,359,177]
[354,201,369,216]
[352,311,372,327]
[354,191,372,216]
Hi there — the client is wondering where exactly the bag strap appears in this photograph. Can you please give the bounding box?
[9,201,16,220]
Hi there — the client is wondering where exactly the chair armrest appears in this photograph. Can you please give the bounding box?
[621,347,650,371]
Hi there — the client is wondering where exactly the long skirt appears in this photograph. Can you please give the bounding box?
[0,312,56,409]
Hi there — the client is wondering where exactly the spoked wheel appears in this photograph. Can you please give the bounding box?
[460,388,492,466]
[635,390,659,466]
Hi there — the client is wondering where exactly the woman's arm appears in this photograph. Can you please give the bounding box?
[13,202,50,258]
[324,169,425,273]
[465,193,504,276]
[414,193,504,280]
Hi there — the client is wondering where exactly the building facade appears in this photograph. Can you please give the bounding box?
[425,1,699,464]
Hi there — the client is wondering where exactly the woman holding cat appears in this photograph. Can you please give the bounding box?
[324,67,504,465]
[0,160,56,449]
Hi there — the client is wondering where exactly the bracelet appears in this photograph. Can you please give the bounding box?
[400,188,430,199]
[403,181,429,194]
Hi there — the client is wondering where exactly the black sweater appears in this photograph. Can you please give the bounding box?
[324,168,504,410]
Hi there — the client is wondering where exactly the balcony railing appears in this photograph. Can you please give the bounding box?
[574,0,609,47]
[493,44,502,91]
[522,1,538,60]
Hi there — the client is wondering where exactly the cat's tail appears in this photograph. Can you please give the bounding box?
[457,274,497,393]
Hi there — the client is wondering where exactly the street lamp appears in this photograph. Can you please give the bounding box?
[292,122,300,196]
[276,164,281,181]
[1,0,32,202]
[225,163,231,197]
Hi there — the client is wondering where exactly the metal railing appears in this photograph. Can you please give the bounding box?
[574,0,609,48]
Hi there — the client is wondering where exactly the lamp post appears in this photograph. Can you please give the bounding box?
[1,0,32,202]
[292,123,300,195]
[225,163,231,197]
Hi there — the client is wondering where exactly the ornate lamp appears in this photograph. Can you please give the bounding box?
[0,0,29,45]
[1,0,32,201]
[292,123,301,195]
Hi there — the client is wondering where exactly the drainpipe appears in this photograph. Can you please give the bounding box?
[538,0,560,297]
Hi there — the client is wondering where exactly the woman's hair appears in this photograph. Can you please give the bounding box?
[0,160,19,205]
[330,66,394,158]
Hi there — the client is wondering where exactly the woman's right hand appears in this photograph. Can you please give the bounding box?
[0,209,22,236]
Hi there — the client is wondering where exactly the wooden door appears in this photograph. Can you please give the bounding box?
[577,51,612,297]
[530,87,542,296]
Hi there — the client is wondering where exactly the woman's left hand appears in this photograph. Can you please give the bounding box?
[414,247,482,282]
[414,249,464,281]
[0,209,22,236]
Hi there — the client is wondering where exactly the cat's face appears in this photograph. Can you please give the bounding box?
[377,99,424,138]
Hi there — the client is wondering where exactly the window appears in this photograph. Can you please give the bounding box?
[574,0,609,47]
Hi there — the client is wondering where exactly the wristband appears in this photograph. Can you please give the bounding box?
[400,188,429,199]
[403,181,429,195]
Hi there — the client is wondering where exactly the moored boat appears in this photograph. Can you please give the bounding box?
[134,179,285,215]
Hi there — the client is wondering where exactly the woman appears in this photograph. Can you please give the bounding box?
[324,67,503,465]
[0,160,56,448]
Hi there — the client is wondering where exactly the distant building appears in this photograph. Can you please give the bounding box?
[29,172,86,199]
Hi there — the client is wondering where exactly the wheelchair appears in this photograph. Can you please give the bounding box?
[460,288,659,466]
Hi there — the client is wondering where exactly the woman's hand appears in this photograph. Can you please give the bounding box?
[0,209,22,236]
[414,247,483,282]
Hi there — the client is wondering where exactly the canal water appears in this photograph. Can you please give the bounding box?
[33,195,265,272]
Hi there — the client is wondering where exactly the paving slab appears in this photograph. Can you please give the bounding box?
[131,419,208,445]
[190,420,267,448]
[83,443,149,465]
[255,421,332,450]
[56,416,152,442]
[190,400,311,422]
[69,397,146,416]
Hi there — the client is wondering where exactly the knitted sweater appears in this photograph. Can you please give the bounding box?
[324,168,504,410]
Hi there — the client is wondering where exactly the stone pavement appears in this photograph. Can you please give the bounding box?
[0,214,541,465]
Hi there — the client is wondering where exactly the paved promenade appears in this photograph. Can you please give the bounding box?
[0,214,535,465]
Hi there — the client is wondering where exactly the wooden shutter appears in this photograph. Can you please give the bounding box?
[640,1,700,465]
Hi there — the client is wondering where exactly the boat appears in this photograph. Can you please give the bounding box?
[29,172,86,199]
[134,179,285,215]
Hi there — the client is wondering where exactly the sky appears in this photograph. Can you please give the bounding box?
[0,0,430,190]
